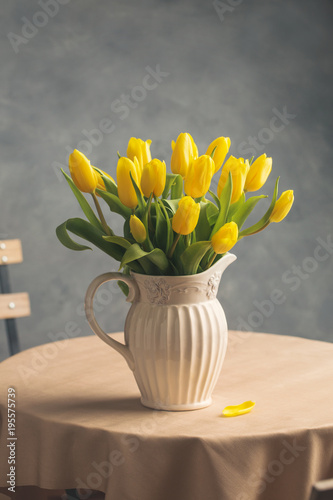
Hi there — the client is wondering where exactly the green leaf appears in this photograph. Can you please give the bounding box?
[103,235,132,249]
[226,194,245,222]
[56,221,92,251]
[171,234,186,274]
[56,218,124,260]
[118,265,130,296]
[196,202,215,241]
[210,171,232,237]
[170,174,183,199]
[162,198,182,215]
[61,169,104,231]
[206,202,219,226]
[201,247,215,270]
[120,244,170,275]
[208,189,221,209]
[129,171,145,214]
[162,173,178,199]
[96,190,132,218]
[210,146,217,159]
[93,167,118,196]
[155,199,173,253]
[231,195,268,230]
[123,216,134,242]
[239,177,280,238]
[180,241,212,275]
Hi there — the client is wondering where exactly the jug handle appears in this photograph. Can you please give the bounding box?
[84,272,139,371]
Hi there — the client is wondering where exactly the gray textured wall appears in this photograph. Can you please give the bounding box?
[1,0,332,361]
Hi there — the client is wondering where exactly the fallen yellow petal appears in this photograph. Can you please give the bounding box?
[221,400,255,417]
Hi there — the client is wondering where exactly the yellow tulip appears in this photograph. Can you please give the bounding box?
[127,137,152,171]
[116,157,141,209]
[270,190,294,222]
[141,159,166,198]
[172,196,200,235]
[211,222,238,254]
[244,154,272,192]
[129,215,146,243]
[206,137,231,173]
[170,133,198,178]
[217,156,250,204]
[69,149,98,193]
[184,155,215,198]
[94,169,115,192]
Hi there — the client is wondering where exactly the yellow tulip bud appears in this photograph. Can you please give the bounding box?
[206,137,231,173]
[141,159,166,198]
[69,149,98,193]
[129,215,147,243]
[184,155,215,198]
[211,222,238,254]
[127,137,152,171]
[217,156,250,204]
[172,196,200,235]
[117,157,141,209]
[170,133,198,178]
[270,190,294,223]
[94,169,115,192]
[244,154,272,192]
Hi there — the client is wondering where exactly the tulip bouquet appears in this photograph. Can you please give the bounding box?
[56,133,294,283]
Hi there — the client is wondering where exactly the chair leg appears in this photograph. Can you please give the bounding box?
[65,490,81,500]
[0,265,20,355]
[5,317,20,356]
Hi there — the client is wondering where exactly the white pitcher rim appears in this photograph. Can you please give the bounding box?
[130,252,237,280]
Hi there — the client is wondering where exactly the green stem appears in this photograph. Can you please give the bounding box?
[158,198,169,220]
[194,196,204,203]
[148,194,154,230]
[206,251,217,270]
[91,192,112,236]
[168,233,181,259]
[238,220,270,240]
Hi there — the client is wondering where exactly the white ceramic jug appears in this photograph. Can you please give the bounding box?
[85,253,236,411]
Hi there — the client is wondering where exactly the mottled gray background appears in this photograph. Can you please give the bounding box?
[0,0,332,361]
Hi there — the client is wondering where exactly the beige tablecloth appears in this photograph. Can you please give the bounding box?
[0,331,333,500]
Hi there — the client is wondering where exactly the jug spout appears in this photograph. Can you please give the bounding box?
[204,252,237,278]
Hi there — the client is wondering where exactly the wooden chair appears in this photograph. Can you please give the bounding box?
[310,478,333,500]
[0,239,30,356]
[0,241,104,500]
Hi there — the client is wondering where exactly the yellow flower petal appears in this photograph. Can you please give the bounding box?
[184,155,215,198]
[69,149,98,193]
[244,154,272,192]
[172,196,200,235]
[211,221,238,254]
[206,136,231,173]
[117,157,141,209]
[141,159,166,198]
[221,400,256,417]
[217,156,250,204]
[129,215,146,243]
[270,190,294,223]
[171,133,198,177]
[127,137,152,172]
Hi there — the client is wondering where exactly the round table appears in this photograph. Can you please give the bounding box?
[0,331,333,500]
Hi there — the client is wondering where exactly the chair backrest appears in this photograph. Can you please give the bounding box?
[310,478,333,500]
[0,239,30,355]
